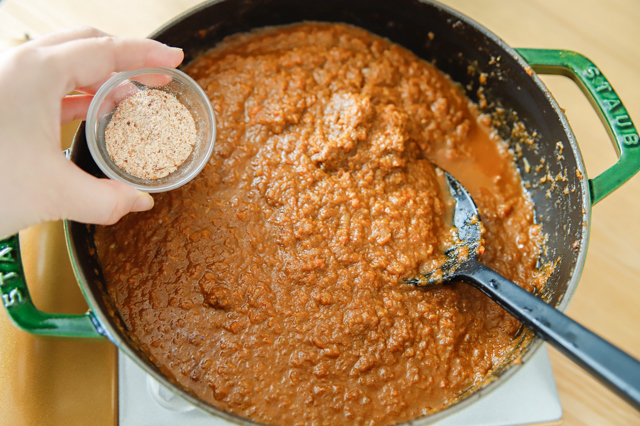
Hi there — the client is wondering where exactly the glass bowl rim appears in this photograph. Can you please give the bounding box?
[85,66,216,193]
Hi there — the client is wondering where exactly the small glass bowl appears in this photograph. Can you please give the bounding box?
[85,67,216,193]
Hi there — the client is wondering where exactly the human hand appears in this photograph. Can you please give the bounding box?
[0,26,184,238]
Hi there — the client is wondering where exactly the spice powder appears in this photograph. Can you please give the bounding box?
[105,89,197,180]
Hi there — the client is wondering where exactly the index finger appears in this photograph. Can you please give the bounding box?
[44,36,184,96]
[26,26,109,48]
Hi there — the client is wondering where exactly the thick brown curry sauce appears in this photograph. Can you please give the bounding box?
[95,23,546,426]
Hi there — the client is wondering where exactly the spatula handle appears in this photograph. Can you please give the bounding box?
[455,261,640,411]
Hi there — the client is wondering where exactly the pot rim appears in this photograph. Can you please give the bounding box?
[64,0,591,424]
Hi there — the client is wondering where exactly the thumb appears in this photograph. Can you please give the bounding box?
[57,162,154,225]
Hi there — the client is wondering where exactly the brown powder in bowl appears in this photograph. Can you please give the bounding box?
[105,89,197,180]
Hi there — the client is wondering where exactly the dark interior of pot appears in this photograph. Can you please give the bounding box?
[68,0,589,423]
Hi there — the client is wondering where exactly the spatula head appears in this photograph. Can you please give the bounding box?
[407,167,484,286]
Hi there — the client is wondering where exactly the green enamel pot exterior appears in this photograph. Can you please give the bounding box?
[516,48,640,205]
[0,234,103,338]
[2,0,640,424]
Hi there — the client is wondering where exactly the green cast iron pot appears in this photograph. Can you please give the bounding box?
[2,0,640,424]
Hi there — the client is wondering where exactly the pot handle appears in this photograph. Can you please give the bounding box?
[515,48,640,205]
[0,234,103,338]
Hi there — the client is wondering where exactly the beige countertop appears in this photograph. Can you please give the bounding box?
[1,0,640,425]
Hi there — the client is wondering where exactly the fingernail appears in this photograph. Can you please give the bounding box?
[132,192,154,212]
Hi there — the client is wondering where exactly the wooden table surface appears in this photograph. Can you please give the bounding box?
[2,1,640,425]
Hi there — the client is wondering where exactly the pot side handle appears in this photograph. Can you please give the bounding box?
[0,234,103,338]
[515,48,640,205]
